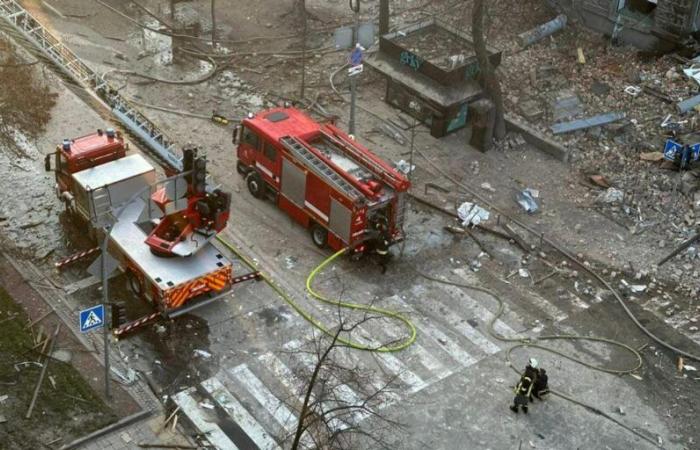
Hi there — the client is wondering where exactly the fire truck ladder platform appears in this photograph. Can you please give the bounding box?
[280,136,363,203]
[113,271,261,338]
[0,0,183,172]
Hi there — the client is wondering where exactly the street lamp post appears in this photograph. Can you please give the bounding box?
[349,0,360,135]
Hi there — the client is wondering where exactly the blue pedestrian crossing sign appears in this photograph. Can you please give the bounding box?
[79,304,104,333]
[349,46,363,66]
[691,143,700,161]
[664,139,683,161]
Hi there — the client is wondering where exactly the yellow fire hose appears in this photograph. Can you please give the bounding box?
[216,237,416,352]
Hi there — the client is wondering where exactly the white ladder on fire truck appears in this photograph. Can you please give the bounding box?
[280,136,363,202]
[321,131,406,190]
[0,0,183,172]
[89,186,115,228]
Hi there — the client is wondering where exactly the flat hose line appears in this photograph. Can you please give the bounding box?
[216,237,416,352]
[414,147,700,363]
[415,271,661,448]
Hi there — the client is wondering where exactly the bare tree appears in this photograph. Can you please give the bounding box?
[472,0,506,140]
[285,279,404,449]
[0,39,56,156]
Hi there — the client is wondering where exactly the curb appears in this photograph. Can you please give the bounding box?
[505,114,569,162]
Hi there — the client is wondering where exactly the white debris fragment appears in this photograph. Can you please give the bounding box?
[518,268,530,278]
[199,400,215,409]
[684,364,697,371]
[457,202,490,227]
[480,182,496,193]
[194,349,212,359]
[394,159,414,174]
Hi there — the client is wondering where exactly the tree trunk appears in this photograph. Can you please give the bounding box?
[211,0,217,46]
[472,0,506,140]
[379,0,390,35]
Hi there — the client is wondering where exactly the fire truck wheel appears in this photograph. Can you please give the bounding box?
[236,161,248,177]
[310,223,328,248]
[246,172,264,199]
[127,270,144,298]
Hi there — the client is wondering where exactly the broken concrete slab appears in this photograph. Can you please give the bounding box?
[677,94,700,114]
[551,112,625,135]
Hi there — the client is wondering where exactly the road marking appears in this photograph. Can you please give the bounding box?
[172,388,239,450]
[283,340,368,424]
[258,352,307,402]
[390,296,478,374]
[452,268,568,325]
[229,364,298,433]
[202,377,281,450]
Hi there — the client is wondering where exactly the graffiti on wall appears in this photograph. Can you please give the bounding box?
[400,51,422,71]
[464,62,480,79]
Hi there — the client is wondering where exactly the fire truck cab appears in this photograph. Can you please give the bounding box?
[44,128,128,209]
[235,107,410,253]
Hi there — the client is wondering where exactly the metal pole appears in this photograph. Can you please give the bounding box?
[300,3,307,99]
[101,231,111,399]
[408,101,419,183]
[349,0,359,135]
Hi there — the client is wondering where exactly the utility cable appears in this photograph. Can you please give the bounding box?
[216,237,416,352]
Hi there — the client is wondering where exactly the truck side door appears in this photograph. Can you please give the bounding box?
[258,140,279,187]
[239,126,260,167]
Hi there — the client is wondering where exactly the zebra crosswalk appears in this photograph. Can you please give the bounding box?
[173,269,587,449]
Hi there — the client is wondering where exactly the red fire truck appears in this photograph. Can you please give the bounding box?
[45,129,258,336]
[234,107,410,253]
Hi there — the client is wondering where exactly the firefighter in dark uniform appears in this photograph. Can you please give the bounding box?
[372,217,391,274]
[375,230,391,274]
[510,374,534,414]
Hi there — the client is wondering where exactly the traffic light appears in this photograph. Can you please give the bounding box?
[193,157,207,195]
[111,301,128,330]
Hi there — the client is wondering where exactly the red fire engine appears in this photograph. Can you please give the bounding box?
[235,107,410,253]
[46,129,258,336]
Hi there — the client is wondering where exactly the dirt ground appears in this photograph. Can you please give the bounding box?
[0,281,117,449]
[1,0,700,448]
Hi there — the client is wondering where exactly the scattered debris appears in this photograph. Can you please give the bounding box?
[677,94,700,114]
[480,182,496,193]
[516,188,539,213]
[193,349,212,359]
[621,279,646,293]
[111,367,138,385]
[624,86,641,97]
[640,152,664,162]
[596,187,624,204]
[517,14,567,48]
[684,364,697,372]
[589,174,610,188]
[284,256,297,269]
[457,202,490,227]
[551,112,625,134]
[394,159,414,175]
[199,400,215,410]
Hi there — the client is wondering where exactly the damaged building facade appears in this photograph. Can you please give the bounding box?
[549,0,700,50]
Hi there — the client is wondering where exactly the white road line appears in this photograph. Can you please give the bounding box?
[425,282,518,340]
[283,340,369,423]
[452,268,568,324]
[363,332,428,394]
[202,377,281,450]
[258,352,306,402]
[391,296,478,373]
[229,364,298,433]
[172,388,239,450]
